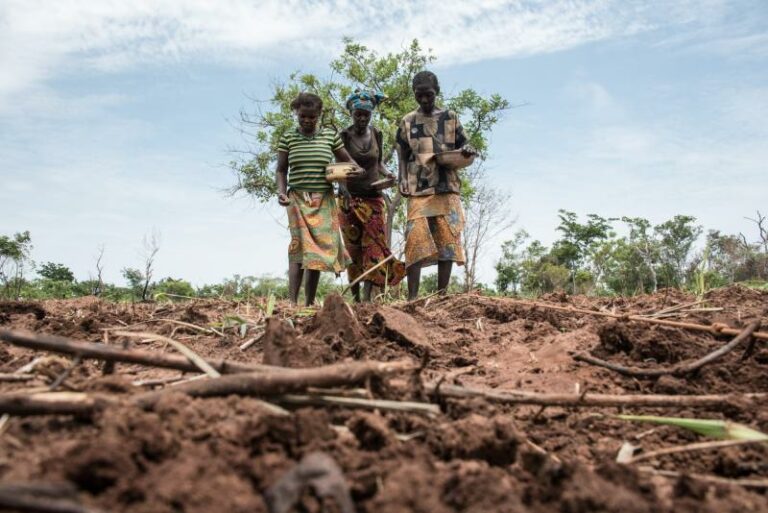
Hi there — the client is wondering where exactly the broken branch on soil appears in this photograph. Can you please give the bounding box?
[493,298,768,341]
[423,383,767,409]
[48,355,82,392]
[0,373,37,382]
[627,438,767,464]
[573,313,765,378]
[132,375,188,387]
[114,331,221,377]
[149,318,225,336]
[277,394,440,417]
[239,332,264,351]
[0,392,116,416]
[0,329,280,375]
[134,359,419,408]
[638,467,768,489]
[0,484,105,513]
[114,331,289,416]
[642,300,707,318]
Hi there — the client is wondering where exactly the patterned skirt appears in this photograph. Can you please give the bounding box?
[339,195,406,287]
[287,190,350,273]
[404,193,465,268]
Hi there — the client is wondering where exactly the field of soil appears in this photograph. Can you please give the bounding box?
[1,286,767,512]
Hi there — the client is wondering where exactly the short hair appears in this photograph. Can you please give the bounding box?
[412,71,440,93]
[290,92,323,113]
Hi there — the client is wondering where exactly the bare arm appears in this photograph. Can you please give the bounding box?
[275,151,289,206]
[397,145,409,196]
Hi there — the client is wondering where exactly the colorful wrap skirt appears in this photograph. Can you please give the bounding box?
[287,190,350,273]
[404,193,465,268]
[338,195,406,287]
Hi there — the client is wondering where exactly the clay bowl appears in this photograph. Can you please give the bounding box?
[325,163,362,182]
[434,150,476,170]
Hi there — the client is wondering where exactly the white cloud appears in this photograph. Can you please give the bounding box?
[0,0,747,114]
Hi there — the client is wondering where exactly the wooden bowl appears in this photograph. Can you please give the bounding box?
[325,163,361,182]
[371,176,396,190]
[434,150,476,170]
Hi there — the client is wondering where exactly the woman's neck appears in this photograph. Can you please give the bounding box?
[353,125,368,136]
[299,126,317,136]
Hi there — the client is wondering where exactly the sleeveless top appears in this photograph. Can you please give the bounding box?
[341,126,384,198]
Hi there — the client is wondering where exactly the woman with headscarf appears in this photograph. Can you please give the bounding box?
[275,92,361,306]
[338,90,406,302]
[396,71,476,300]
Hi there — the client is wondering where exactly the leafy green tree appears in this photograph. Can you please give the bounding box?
[654,215,702,288]
[551,210,614,292]
[621,217,660,292]
[0,231,33,299]
[38,262,75,282]
[154,278,196,300]
[495,230,529,294]
[121,267,145,300]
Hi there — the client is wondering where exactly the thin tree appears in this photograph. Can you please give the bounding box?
[461,172,516,292]
[141,232,161,301]
[93,245,105,296]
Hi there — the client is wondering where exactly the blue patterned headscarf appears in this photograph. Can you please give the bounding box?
[346,90,386,112]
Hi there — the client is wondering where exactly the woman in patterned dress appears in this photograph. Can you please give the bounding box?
[275,92,361,306]
[338,91,406,302]
[396,71,476,300]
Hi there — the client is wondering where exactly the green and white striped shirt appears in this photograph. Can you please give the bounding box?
[278,127,343,192]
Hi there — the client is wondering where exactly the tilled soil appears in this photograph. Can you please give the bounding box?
[1,286,767,512]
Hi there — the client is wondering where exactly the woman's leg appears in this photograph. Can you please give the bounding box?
[304,269,321,306]
[407,264,421,301]
[362,281,373,302]
[437,260,453,294]
[288,263,304,304]
[351,283,362,303]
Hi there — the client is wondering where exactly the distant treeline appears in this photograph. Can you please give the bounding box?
[2,210,767,302]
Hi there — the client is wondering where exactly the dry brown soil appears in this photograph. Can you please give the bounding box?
[1,285,767,512]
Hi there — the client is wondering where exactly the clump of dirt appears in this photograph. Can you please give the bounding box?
[262,317,332,368]
[371,305,433,356]
[308,293,364,346]
[180,305,210,325]
[594,321,709,364]
[428,414,520,466]
[0,301,46,324]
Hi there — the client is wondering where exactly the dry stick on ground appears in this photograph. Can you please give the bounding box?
[150,318,225,337]
[134,359,419,409]
[0,360,419,415]
[0,329,279,374]
[638,467,768,489]
[114,331,289,416]
[277,394,440,416]
[573,313,765,378]
[342,254,395,296]
[0,373,36,382]
[114,331,221,377]
[489,297,768,341]
[239,331,265,351]
[628,438,767,465]
[0,488,105,513]
[132,375,188,387]
[0,392,115,416]
[48,355,82,392]
[423,383,767,408]
[643,300,707,318]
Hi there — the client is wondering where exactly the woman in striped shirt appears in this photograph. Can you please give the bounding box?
[275,92,361,306]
